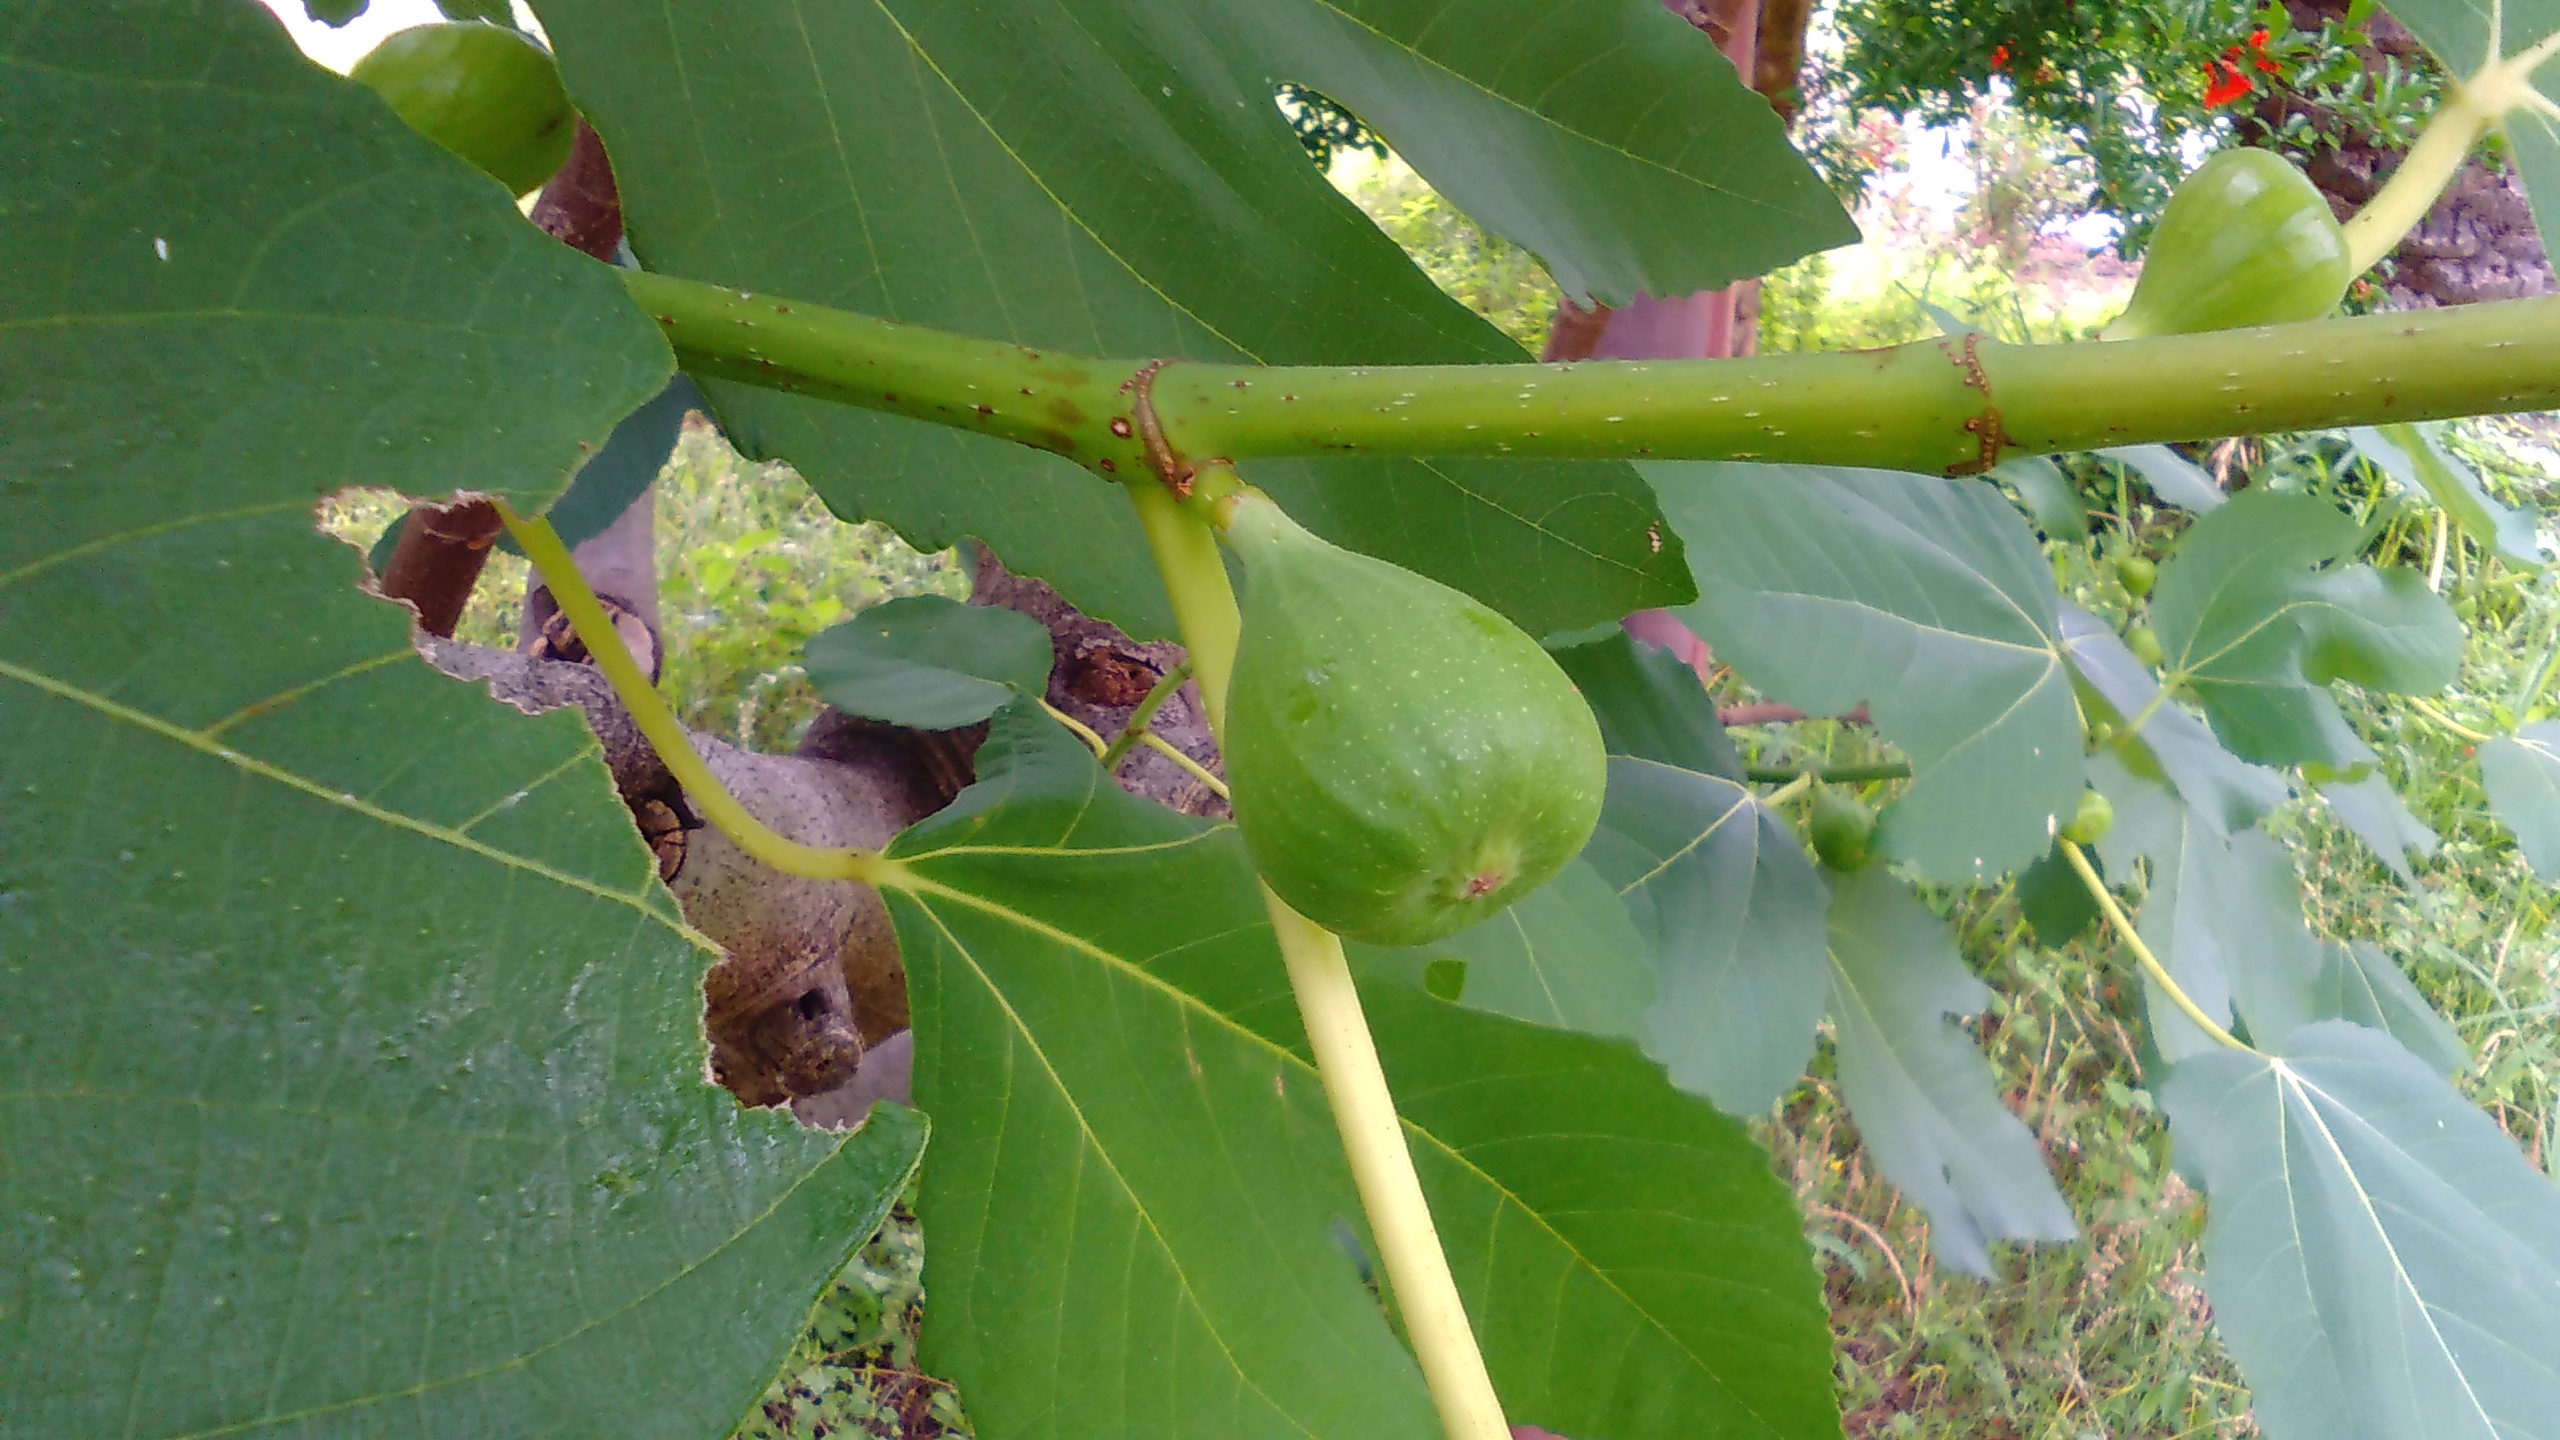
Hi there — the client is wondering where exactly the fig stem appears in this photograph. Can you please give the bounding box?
[2059,840,2253,1054]
[1265,893,1512,1440]
[1136,730,1229,800]
[499,501,893,886]
[1128,479,1511,1440]
[624,268,2560,479]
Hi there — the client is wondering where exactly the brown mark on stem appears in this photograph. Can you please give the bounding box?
[1936,332,2007,474]
[1123,359,1194,498]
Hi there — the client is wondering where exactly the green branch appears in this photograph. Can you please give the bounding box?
[626,268,2560,479]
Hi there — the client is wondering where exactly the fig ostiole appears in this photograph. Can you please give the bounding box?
[1217,492,1606,947]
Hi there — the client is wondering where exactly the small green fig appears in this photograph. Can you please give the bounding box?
[2103,149,2350,341]
[2116,554,2157,598]
[2125,622,2165,668]
[2061,788,2114,845]
[1220,492,1607,946]
[1808,786,1877,872]
[352,23,576,195]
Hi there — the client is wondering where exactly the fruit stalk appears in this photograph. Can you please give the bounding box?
[631,267,2560,477]
[1130,478,1512,1440]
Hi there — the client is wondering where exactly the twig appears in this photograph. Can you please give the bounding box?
[1744,760,1911,784]
[1099,659,1194,770]
[1137,730,1227,799]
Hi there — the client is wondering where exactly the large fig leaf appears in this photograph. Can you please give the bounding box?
[2163,1021,2560,1440]
[1823,870,2077,1277]
[2148,489,2460,768]
[1652,462,2084,883]
[3,9,922,1436]
[884,711,1839,1440]
[529,0,1800,638]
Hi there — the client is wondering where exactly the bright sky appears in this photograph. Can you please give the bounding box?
[258,0,543,72]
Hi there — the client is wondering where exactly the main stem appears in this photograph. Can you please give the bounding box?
[627,269,2560,479]
[1132,477,1510,1440]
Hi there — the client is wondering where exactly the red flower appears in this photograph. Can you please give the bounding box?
[2203,56,2253,106]
[2247,27,2282,73]
[1990,42,2011,70]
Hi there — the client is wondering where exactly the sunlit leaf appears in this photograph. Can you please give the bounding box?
[534,0,1734,639]
[4,11,917,1435]
[886,711,1840,1440]
[1824,871,2076,1276]
[2163,1021,2560,1440]
[1653,462,2082,883]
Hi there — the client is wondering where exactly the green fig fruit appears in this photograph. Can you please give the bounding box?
[2103,149,2350,341]
[2116,554,2157,599]
[2061,788,2114,845]
[1220,493,1607,946]
[1808,786,1877,872]
[2125,622,2165,668]
[352,23,576,195]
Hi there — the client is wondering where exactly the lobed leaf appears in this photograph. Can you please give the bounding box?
[2163,1021,2560,1440]
[1653,462,2083,883]
[2148,489,2459,768]
[1586,759,1830,1115]
[885,710,1841,1440]
[3,9,919,1435]
[1823,871,2077,1276]
[2060,606,2290,835]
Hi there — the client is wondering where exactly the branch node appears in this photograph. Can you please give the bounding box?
[1124,359,1194,498]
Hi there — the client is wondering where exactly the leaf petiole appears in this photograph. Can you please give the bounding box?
[1098,659,1195,770]
[2060,839,2255,1054]
[498,500,893,886]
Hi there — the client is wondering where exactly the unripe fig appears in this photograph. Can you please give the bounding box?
[1808,786,1877,872]
[2061,788,2114,845]
[1220,493,1606,946]
[2116,554,2157,598]
[353,23,575,195]
[2103,149,2350,341]
[2125,622,2165,668]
